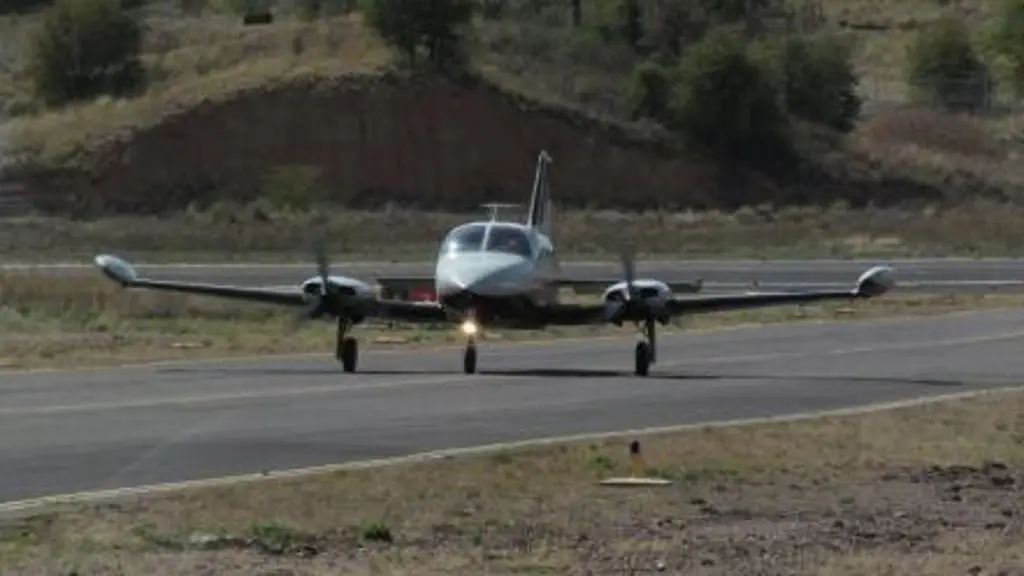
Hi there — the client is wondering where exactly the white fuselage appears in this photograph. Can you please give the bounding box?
[432,220,561,320]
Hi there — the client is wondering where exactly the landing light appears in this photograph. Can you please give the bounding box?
[460,320,479,336]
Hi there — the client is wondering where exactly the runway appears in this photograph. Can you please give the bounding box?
[7,257,1024,291]
[3,308,1024,504]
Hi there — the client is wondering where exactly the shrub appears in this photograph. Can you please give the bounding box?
[906,16,993,113]
[361,0,474,71]
[773,34,861,132]
[27,0,146,106]
[985,0,1024,98]
[626,59,672,122]
[0,0,51,15]
[671,27,792,170]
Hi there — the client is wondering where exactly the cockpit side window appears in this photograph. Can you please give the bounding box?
[443,224,486,254]
[485,225,533,258]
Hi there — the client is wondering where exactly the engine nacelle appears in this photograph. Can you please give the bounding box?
[601,279,672,304]
[300,275,377,322]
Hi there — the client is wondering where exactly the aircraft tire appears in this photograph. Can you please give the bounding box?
[464,345,477,374]
[341,337,358,372]
[634,341,650,376]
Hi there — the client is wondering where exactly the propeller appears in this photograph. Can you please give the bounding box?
[606,247,642,323]
[621,248,637,302]
[292,237,334,330]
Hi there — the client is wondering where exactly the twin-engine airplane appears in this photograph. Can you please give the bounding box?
[94,150,895,376]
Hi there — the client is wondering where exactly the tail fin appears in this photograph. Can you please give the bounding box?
[526,150,553,238]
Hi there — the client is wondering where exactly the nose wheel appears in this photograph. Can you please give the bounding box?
[464,338,478,374]
[335,318,358,372]
[633,318,656,376]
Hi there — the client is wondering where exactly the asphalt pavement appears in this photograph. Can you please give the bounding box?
[3,308,1024,504]
[6,257,1024,292]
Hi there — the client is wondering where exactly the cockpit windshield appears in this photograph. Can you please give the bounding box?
[484,224,533,258]
[442,223,487,254]
[441,223,534,258]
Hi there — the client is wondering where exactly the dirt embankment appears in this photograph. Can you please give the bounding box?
[13,72,948,216]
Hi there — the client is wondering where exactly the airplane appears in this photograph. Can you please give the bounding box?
[93,150,896,377]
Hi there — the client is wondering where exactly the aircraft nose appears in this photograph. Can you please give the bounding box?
[436,255,530,297]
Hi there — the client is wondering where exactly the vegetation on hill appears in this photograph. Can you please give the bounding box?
[0,0,1022,217]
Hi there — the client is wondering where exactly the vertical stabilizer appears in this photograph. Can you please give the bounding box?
[526,150,553,237]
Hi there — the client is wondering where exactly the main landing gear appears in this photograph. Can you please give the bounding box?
[633,318,657,376]
[335,317,358,372]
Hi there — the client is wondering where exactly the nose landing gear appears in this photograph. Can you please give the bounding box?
[464,338,478,374]
[460,314,479,374]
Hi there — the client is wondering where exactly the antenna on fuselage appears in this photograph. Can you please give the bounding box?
[480,202,521,222]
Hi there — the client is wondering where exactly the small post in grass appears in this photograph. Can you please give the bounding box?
[599,439,672,487]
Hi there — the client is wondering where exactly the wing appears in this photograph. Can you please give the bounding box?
[664,265,894,315]
[375,276,436,299]
[94,254,451,324]
[538,265,894,326]
[554,278,703,295]
[95,254,309,306]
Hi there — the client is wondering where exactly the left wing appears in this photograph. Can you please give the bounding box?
[555,277,703,295]
[538,265,894,326]
[664,266,891,315]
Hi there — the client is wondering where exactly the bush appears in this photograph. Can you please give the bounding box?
[27,0,146,107]
[671,27,792,170]
[985,0,1024,98]
[0,0,51,15]
[773,35,861,132]
[626,60,672,122]
[906,16,992,113]
[361,0,474,71]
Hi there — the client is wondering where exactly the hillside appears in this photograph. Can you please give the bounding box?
[0,0,1022,217]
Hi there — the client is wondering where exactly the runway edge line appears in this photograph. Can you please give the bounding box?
[2,385,1021,517]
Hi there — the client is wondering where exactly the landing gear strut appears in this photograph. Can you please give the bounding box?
[335,317,358,372]
[461,312,479,374]
[634,318,656,376]
[464,337,478,374]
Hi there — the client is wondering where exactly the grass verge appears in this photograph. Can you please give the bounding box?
[3,386,1023,574]
[1,269,1021,369]
[9,201,1024,262]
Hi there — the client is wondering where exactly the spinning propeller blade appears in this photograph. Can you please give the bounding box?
[621,248,637,301]
[291,237,333,330]
[605,247,642,323]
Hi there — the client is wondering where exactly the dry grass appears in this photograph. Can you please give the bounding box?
[3,12,392,162]
[4,384,1024,574]
[1,268,1021,369]
[9,201,1024,261]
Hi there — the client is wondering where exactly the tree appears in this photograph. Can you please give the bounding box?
[626,59,672,122]
[774,35,861,132]
[28,0,146,106]
[671,27,791,169]
[985,0,1024,98]
[906,16,992,113]
[361,0,475,71]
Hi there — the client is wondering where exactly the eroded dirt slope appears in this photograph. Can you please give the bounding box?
[13,71,953,216]
[21,73,735,215]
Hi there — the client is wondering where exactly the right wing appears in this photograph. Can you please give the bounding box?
[94,254,451,324]
[95,254,310,307]
[375,275,436,300]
